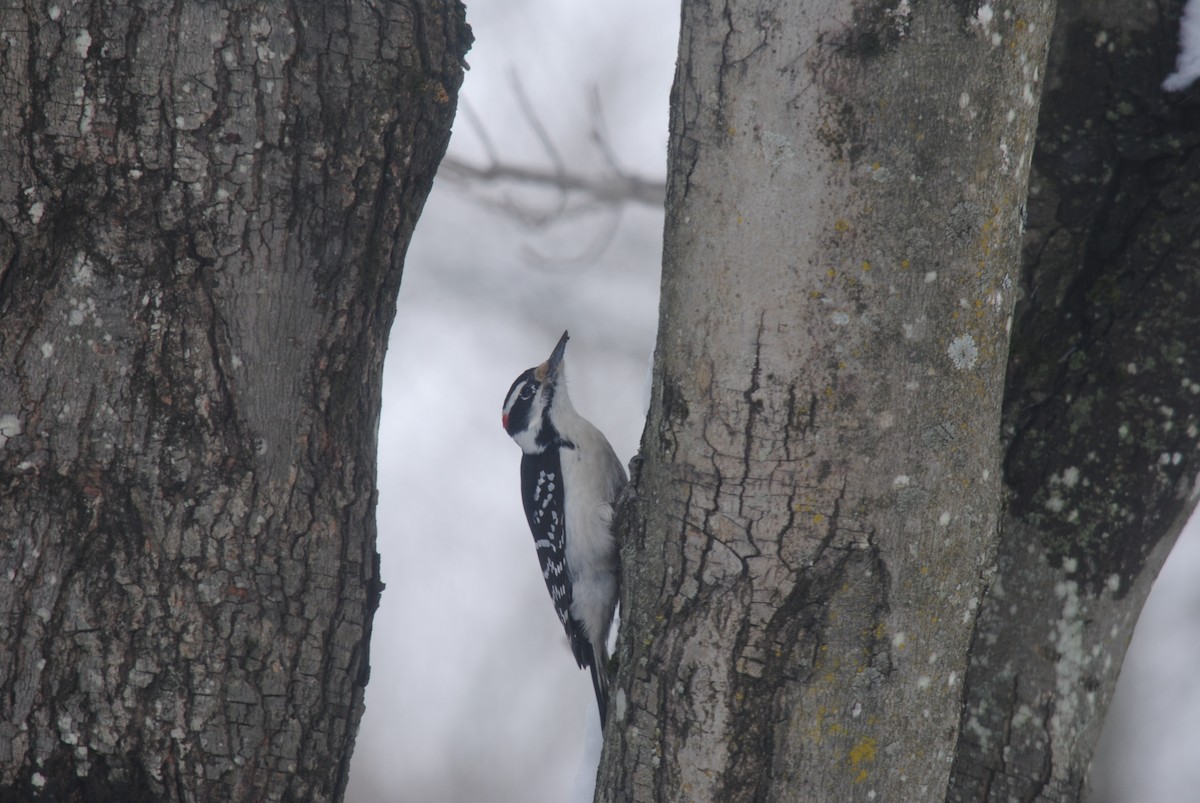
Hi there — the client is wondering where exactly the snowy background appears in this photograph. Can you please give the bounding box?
[342,2,1200,801]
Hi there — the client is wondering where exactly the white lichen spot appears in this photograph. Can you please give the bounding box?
[1173,452,1183,465]
[1159,452,1172,466]
[893,475,911,488]
[917,675,932,689]
[48,4,61,21]
[58,714,78,745]
[947,334,979,370]
[1050,578,1088,749]
[31,773,45,789]
[982,468,990,481]
[991,31,1002,47]
[0,413,21,449]
[892,632,908,649]
[831,311,850,325]
[1023,83,1035,105]
[1012,703,1040,729]
[1045,494,1065,513]
[1062,557,1078,574]
[1126,362,1138,375]
[967,714,993,753]
[948,671,958,687]
[1062,466,1081,487]
[924,271,938,283]
[80,99,94,135]
[1106,573,1121,594]
[72,252,94,285]
[761,130,795,169]
[74,28,92,57]
[29,201,44,224]
[1006,108,1016,123]
[976,4,994,26]
[939,511,951,526]
[959,91,971,109]
[1118,423,1130,439]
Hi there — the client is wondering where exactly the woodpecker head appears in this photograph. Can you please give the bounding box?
[503,330,570,454]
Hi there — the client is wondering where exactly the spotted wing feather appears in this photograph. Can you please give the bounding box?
[519,449,592,669]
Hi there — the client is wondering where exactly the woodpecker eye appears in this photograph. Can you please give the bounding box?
[519,384,536,401]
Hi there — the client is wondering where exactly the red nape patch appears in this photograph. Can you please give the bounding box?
[502,413,509,429]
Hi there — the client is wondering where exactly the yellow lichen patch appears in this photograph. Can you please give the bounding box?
[813,513,826,524]
[900,258,910,270]
[861,261,872,271]
[849,737,877,783]
[827,267,837,279]
[834,219,850,232]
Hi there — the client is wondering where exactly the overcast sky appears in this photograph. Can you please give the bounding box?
[344,3,1200,801]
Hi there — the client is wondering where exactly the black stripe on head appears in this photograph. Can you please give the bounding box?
[503,369,540,437]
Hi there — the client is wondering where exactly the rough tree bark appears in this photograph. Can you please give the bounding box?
[949,1,1200,799]
[599,0,1054,800]
[0,2,468,801]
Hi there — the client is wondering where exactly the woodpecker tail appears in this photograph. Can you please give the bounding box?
[587,642,609,729]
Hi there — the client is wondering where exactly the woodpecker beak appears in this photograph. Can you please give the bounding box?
[545,330,569,381]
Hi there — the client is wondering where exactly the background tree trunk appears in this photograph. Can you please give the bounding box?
[599,0,1054,800]
[948,1,1200,799]
[0,2,468,801]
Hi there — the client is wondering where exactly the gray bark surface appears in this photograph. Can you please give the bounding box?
[0,2,468,801]
[948,1,1200,799]
[599,1,1054,800]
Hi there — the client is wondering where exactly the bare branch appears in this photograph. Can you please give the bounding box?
[438,156,665,209]
[437,73,665,262]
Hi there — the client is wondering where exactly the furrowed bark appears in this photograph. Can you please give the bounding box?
[0,2,469,800]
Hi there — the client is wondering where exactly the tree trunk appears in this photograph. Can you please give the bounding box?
[948,1,1200,799]
[599,0,1054,800]
[0,2,468,801]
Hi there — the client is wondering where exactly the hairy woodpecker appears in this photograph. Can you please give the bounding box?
[502,331,626,727]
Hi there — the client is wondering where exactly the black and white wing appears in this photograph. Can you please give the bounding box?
[519,449,592,669]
